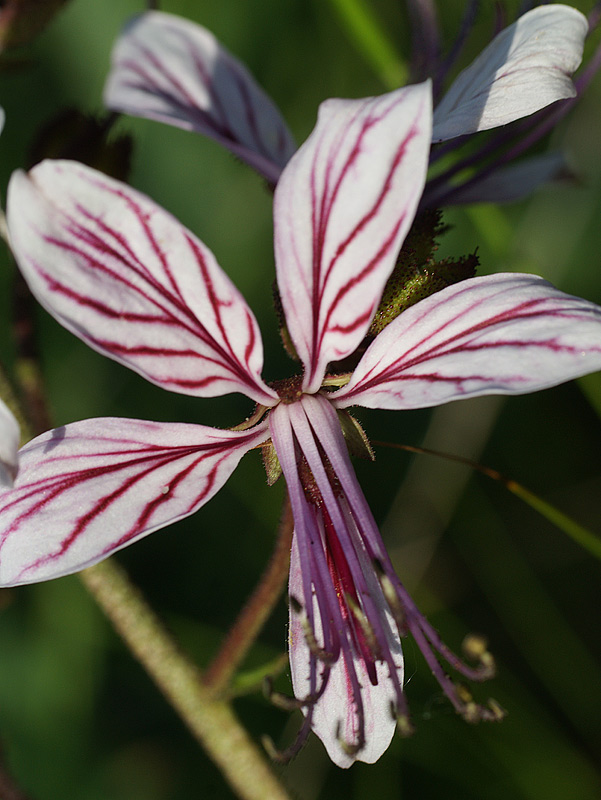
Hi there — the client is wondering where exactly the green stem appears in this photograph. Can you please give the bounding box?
[506,482,601,562]
[324,0,408,89]
[374,440,601,563]
[203,492,294,695]
[80,559,292,800]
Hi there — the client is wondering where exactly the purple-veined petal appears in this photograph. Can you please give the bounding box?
[274,83,432,393]
[332,273,601,410]
[432,5,587,142]
[271,396,404,765]
[288,534,400,769]
[7,161,277,406]
[0,416,270,586]
[424,151,568,207]
[104,11,296,184]
[0,399,19,487]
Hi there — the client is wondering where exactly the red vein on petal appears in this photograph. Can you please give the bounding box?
[345,287,599,397]
[307,96,421,382]
[1,431,259,580]
[32,176,270,398]
[128,40,231,136]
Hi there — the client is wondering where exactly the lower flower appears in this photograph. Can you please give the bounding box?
[268,393,499,768]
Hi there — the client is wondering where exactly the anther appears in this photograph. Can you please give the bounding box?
[335,721,362,757]
[390,702,416,737]
[462,633,487,660]
[452,683,506,724]
[261,734,293,765]
[486,698,507,722]
[454,683,482,723]
[290,595,335,663]
[344,593,381,658]
[455,682,473,705]
[373,559,408,636]
[462,633,496,679]
[263,677,312,711]
[462,701,481,724]
[397,714,415,737]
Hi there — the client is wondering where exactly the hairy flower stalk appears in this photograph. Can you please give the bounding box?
[3,48,601,767]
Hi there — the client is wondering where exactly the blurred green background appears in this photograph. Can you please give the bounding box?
[1,0,601,798]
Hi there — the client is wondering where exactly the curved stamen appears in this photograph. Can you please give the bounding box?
[290,594,336,663]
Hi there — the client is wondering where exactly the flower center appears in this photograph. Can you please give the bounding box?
[270,375,305,404]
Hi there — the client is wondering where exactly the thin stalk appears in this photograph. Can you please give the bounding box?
[203,493,294,695]
[374,441,601,563]
[80,559,292,800]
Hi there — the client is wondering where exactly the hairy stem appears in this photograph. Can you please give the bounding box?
[203,492,294,694]
[80,559,292,800]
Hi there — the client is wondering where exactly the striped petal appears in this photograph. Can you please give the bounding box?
[432,5,587,142]
[7,161,277,406]
[104,11,296,184]
[0,398,19,487]
[274,83,432,393]
[0,416,270,586]
[288,534,400,769]
[332,273,601,410]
